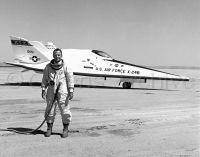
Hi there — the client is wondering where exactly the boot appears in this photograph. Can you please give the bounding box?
[44,122,53,137]
[61,123,69,138]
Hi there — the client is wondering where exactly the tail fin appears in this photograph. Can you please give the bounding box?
[10,36,53,64]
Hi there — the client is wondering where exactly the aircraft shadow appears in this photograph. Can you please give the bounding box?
[0,82,41,86]
[0,82,176,91]
[75,84,176,91]
[0,127,60,136]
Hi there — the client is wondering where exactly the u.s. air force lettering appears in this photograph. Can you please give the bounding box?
[96,67,140,74]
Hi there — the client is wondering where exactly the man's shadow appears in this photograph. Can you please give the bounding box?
[0,127,61,136]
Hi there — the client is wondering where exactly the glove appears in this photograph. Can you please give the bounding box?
[42,89,46,99]
[69,92,73,100]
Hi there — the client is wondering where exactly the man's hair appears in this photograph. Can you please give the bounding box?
[53,48,62,55]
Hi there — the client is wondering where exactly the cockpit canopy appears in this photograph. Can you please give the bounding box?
[92,50,112,59]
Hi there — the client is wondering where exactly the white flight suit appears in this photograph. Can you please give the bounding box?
[41,61,74,124]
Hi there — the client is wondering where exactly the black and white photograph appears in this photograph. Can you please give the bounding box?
[0,0,199,156]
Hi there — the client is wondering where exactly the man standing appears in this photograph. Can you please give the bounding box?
[41,48,74,138]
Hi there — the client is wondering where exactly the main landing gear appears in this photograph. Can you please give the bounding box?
[122,82,132,89]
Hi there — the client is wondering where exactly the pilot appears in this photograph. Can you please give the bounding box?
[41,48,74,138]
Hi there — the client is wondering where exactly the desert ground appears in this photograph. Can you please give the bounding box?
[0,67,199,157]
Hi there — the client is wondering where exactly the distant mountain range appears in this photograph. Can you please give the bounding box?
[0,62,199,69]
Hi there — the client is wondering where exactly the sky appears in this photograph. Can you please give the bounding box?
[0,0,199,66]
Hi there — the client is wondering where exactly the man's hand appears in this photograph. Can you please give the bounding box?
[42,89,46,99]
[69,92,73,100]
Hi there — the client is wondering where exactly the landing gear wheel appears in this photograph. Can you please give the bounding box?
[122,82,131,89]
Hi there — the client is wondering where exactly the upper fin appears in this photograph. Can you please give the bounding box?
[10,36,52,64]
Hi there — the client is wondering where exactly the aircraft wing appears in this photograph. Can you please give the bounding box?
[5,61,46,72]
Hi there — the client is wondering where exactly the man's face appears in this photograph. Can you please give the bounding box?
[53,50,62,63]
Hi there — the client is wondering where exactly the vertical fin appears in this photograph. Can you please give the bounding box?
[10,36,51,64]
